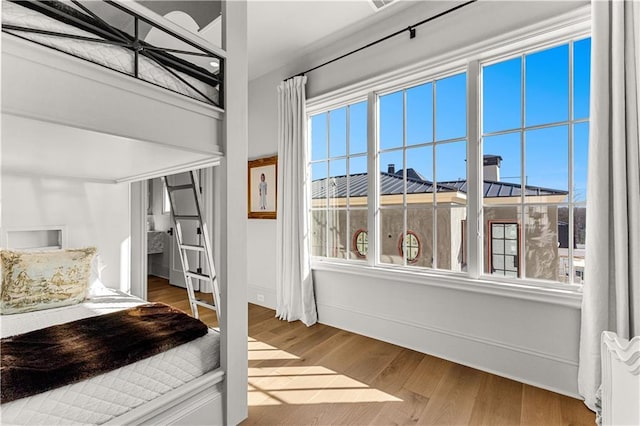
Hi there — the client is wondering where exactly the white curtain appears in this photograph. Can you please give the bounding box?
[275,76,318,326]
[578,0,640,411]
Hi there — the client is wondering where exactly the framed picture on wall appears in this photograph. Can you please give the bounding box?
[248,155,277,219]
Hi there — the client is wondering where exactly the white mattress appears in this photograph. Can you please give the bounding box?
[0,287,221,426]
[1,0,219,105]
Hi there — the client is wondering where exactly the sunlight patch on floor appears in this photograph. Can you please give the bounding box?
[248,348,402,406]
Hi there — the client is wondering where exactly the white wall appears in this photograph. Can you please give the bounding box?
[1,174,130,291]
[247,0,589,397]
[247,73,281,307]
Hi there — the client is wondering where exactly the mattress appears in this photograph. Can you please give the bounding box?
[0,286,221,425]
[1,0,219,106]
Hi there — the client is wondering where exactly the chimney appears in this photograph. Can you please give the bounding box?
[387,163,396,174]
[483,155,502,181]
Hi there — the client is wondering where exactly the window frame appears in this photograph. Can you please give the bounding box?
[306,9,590,297]
[309,98,370,261]
[479,39,590,285]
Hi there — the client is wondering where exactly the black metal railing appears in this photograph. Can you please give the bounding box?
[2,0,224,108]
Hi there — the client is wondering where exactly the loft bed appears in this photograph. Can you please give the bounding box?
[1,0,240,424]
[2,0,225,183]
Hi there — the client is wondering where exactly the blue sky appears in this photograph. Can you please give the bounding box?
[311,37,591,202]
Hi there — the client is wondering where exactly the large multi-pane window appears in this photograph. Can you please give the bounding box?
[378,73,467,270]
[308,34,590,288]
[310,101,368,260]
[482,38,590,283]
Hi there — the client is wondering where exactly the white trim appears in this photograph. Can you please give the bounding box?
[317,302,581,398]
[130,181,148,300]
[0,168,118,185]
[320,301,577,366]
[220,1,249,423]
[10,159,223,186]
[116,158,222,183]
[467,60,482,279]
[367,92,378,267]
[312,260,582,308]
[2,111,219,161]
[3,110,222,159]
[307,5,590,114]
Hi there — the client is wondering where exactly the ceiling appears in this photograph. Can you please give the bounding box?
[245,0,411,80]
[137,0,415,80]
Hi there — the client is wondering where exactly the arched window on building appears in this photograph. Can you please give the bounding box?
[399,231,421,263]
[352,229,368,258]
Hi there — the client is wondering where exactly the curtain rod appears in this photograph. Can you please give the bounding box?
[285,0,477,81]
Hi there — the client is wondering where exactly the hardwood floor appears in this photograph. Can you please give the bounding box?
[147,276,596,425]
[148,275,219,328]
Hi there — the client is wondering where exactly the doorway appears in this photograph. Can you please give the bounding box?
[145,169,215,303]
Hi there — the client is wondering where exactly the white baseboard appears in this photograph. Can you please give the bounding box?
[248,283,276,309]
[149,264,169,280]
[317,302,580,398]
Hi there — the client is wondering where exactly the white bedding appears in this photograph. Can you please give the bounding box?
[1,0,219,105]
[0,287,221,425]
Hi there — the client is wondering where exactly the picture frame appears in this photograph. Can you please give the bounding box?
[248,155,277,219]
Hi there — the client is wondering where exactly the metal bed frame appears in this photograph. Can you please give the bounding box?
[2,0,224,107]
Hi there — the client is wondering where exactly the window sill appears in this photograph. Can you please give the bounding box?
[311,258,583,308]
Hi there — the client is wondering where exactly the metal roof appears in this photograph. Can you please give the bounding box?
[312,172,568,199]
[312,172,461,199]
[441,179,568,198]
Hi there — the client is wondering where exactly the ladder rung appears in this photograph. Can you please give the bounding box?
[174,215,200,221]
[194,299,217,310]
[167,184,194,192]
[186,270,210,280]
[180,244,205,252]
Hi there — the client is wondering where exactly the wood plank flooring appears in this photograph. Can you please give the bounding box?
[148,275,218,328]
[147,276,596,425]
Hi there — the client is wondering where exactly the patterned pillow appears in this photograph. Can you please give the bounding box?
[1,247,97,315]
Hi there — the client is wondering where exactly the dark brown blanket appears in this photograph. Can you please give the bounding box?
[1,303,208,403]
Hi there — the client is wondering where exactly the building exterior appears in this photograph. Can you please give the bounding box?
[311,156,582,282]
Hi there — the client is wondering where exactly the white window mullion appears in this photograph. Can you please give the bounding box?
[520,54,527,279]
[432,81,438,269]
[467,60,481,279]
[568,41,575,284]
[325,112,331,258]
[346,105,351,259]
[367,91,378,267]
[402,89,408,266]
